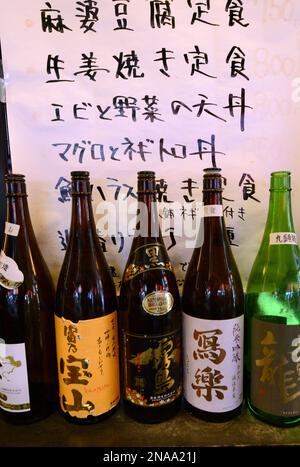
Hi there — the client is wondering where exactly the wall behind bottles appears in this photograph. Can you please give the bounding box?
[0,1,300,291]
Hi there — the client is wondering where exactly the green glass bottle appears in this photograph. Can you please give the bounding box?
[246,171,300,426]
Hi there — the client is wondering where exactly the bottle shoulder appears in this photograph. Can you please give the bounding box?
[184,243,243,288]
[247,244,300,293]
[1,236,54,297]
[182,247,244,320]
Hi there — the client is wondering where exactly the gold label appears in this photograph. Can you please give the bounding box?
[123,330,182,407]
[269,232,298,245]
[55,312,120,418]
[142,291,174,316]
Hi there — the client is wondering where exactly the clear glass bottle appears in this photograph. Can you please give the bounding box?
[182,168,244,422]
[0,174,57,424]
[246,171,300,426]
[119,171,182,423]
[55,171,120,424]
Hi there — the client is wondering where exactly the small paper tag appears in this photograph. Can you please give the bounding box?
[5,222,20,237]
[204,205,223,217]
[269,232,298,245]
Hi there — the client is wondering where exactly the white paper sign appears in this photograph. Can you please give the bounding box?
[1,1,300,290]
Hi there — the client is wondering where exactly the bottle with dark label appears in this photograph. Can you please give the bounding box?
[182,168,244,422]
[0,174,57,424]
[55,171,120,424]
[246,171,300,426]
[119,171,182,423]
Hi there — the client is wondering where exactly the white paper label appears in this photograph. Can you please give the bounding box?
[0,250,24,289]
[0,342,30,412]
[183,313,243,413]
[204,205,223,217]
[269,232,298,245]
[5,222,20,237]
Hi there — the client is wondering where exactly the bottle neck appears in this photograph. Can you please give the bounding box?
[136,190,161,240]
[265,188,295,233]
[202,182,226,237]
[70,180,96,237]
[203,189,223,206]
[3,184,35,250]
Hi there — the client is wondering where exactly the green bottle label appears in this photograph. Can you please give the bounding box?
[123,330,182,407]
[251,318,300,417]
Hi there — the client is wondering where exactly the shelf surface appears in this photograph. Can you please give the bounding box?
[1,405,300,448]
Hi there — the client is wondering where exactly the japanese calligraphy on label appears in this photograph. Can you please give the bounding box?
[55,312,120,418]
[183,313,243,413]
[123,329,181,407]
[269,232,298,246]
[251,319,300,418]
[0,342,30,413]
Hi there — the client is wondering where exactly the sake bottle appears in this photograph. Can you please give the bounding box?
[0,174,57,424]
[246,171,300,426]
[55,171,120,424]
[182,168,244,422]
[119,171,182,423]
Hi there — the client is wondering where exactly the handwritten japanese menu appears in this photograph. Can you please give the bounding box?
[1,1,300,290]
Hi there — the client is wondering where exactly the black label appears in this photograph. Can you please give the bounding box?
[123,330,182,407]
[123,243,173,282]
[251,318,300,417]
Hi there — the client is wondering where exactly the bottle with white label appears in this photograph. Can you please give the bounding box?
[246,171,300,426]
[0,174,58,424]
[119,171,182,423]
[182,168,244,422]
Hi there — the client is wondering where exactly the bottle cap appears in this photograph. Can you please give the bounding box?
[5,173,27,197]
[71,171,91,195]
[5,174,25,181]
[71,171,90,179]
[270,171,291,190]
[203,168,222,191]
[137,171,156,194]
[203,167,222,173]
[137,171,155,179]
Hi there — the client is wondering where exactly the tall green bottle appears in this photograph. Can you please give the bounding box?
[246,171,300,426]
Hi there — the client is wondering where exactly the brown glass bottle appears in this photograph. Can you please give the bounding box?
[55,171,120,424]
[0,174,57,424]
[182,168,244,422]
[119,171,182,424]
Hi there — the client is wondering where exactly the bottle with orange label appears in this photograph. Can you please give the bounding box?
[55,171,120,424]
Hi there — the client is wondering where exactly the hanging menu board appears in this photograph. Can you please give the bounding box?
[1,0,300,290]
